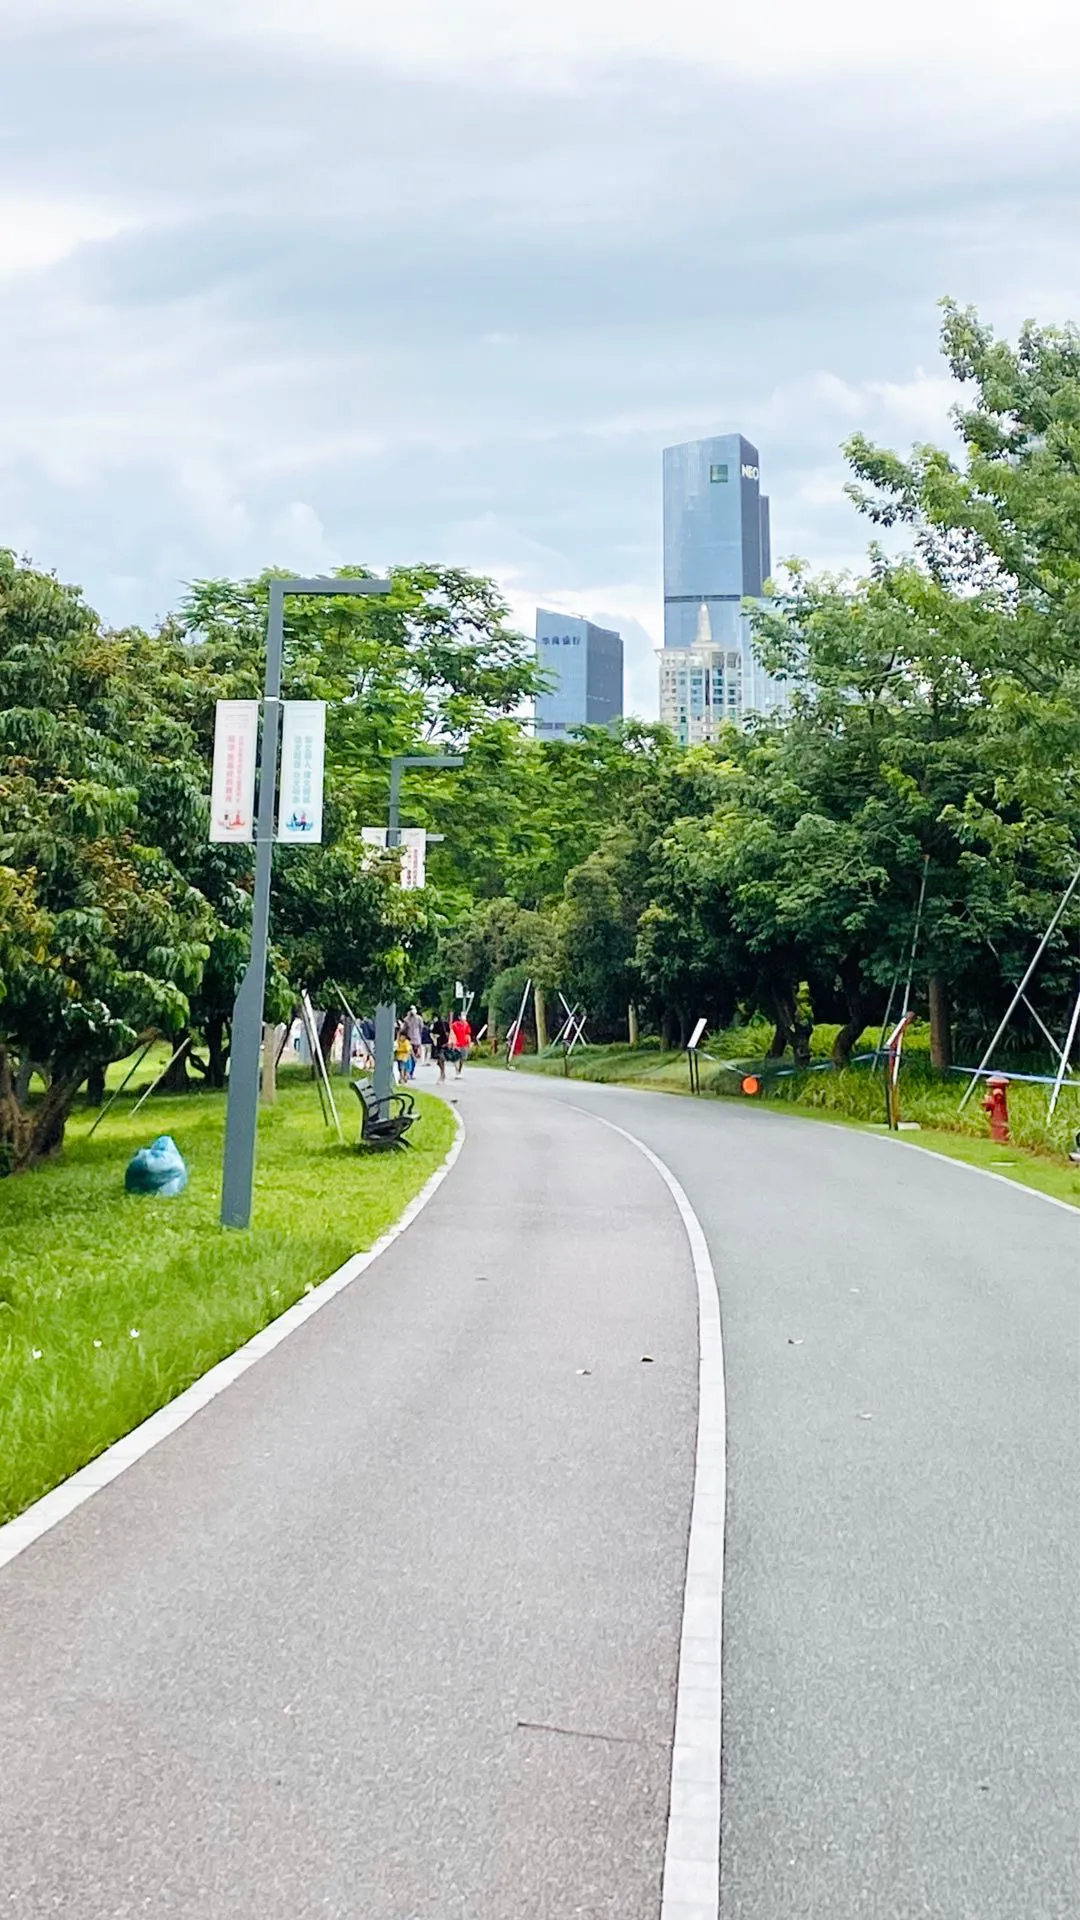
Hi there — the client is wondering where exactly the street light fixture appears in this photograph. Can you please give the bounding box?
[373,752,464,1116]
[221,575,392,1229]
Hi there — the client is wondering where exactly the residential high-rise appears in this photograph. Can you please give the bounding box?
[659,432,784,744]
[534,610,623,739]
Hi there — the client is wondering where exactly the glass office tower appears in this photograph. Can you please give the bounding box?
[660,433,783,742]
[534,610,624,738]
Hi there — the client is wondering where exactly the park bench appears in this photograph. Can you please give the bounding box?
[351,1078,416,1148]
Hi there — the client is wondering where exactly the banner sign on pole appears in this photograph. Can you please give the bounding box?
[209,699,259,842]
[398,827,426,891]
[361,826,427,889]
[277,701,326,844]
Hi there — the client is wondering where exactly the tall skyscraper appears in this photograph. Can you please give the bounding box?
[659,432,783,744]
[534,610,624,739]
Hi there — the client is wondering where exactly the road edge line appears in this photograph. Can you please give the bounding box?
[0,1109,467,1576]
[857,1125,1080,1214]
[534,1068,1079,1217]
[574,1106,726,1920]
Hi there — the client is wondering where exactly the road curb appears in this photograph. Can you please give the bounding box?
[573,1106,726,1920]
[0,1109,467,1576]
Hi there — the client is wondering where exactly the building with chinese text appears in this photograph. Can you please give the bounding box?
[534,610,624,738]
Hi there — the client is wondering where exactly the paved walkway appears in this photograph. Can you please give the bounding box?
[1,1067,1077,1917]
[0,1083,699,1918]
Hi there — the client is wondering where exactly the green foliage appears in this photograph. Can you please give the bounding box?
[0,555,216,1167]
[3,303,1080,1173]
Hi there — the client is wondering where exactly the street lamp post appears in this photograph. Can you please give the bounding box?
[221,575,391,1230]
[374,752,463,1116]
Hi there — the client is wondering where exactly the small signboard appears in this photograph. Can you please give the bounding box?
[398,827,426,891]
[361,826,427,889]
[209,699,259,842]
[277,701,326,844]
[688,1017,708,1051]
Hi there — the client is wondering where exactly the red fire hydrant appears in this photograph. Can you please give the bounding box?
[983,1073,1010,1143]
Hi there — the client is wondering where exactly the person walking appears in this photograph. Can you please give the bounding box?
[420,1018,432,1066]
[431,1013,451,1082]
[403,1004,423,1070]
[449,1010,472,1077]
[357,1016,376,1071]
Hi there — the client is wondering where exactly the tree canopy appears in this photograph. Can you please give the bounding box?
[3,301,1079,1169]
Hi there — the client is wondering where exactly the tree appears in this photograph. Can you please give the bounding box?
[0,555,214,1169]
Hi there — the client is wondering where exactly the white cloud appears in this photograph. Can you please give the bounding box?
[758,369,960,443]
[0,196,140,279]
[2,1,1076,649]
[18,0,1080,98]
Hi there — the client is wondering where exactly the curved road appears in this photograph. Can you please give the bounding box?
[0,1069,1076,1918]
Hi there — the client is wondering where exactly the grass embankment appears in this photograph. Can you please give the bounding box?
[508,1024,1080,1209]
[0,1071,457,1526]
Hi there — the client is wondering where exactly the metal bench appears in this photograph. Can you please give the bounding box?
[351,1079,416,1148]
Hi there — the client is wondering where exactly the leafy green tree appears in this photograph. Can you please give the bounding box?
[752,304,1080,1065]
[0,555,214,1169]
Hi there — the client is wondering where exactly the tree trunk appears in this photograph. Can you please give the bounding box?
[792,1018,813,1071]
[661,1006,678,1051]
[161,1035,191,1093]
[488,995,499,1054]
[831,1007,865,1068]
[261,1022,278,1105]
[318,1007,340,1067]
[768,985,796,1060]
[85,1062,106,1106]
[0,1055,83,1172]
[339,1016,354,1078]
[928,973,952,1071]
[628,1001,639,1047]
[767,1020,790,1059]
[205,1017,228,1089]
[533,985,548,1053]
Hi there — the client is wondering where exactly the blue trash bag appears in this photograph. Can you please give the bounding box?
[124,1135,189,1197]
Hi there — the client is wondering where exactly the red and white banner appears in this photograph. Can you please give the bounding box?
[209,700,258,842]
[361,826,427,889]
[277,701,326,844]
[398,827,427,891]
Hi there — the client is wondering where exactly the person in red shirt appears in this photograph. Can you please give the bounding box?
[449,1012,472,1076]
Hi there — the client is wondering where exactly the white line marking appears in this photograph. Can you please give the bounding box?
[537,1067,1079,1218]
[0,1111,466,1576]
[572,1105,725,1920]
[863,1127,1080,1215]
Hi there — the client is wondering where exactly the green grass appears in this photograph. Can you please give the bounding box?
[0,1072,457,1526]
[500,1030,1080,1209]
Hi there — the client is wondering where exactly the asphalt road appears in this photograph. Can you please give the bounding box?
[0,1082,700,1919]
[505,1070,1080,1920]
[1,1067,1077,1918]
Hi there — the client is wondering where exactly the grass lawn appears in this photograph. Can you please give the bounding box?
[493,1036,1080,1210]
[0,1072,457,1526]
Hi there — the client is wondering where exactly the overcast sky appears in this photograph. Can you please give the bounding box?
[3,1,1078,715]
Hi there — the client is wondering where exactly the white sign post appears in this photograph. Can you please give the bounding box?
[277,700,326,844]
[209,700,259,842]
